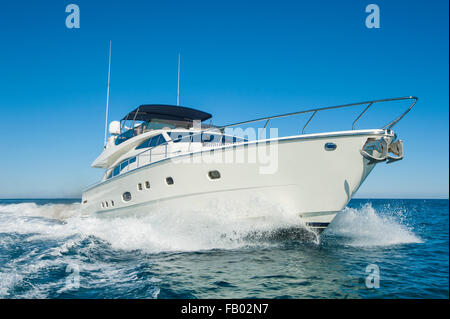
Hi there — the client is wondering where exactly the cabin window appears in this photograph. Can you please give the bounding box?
[109,157,137,179]
[145,181,150,189]
[201,133,222,143]
[122,192,132,202]
[112,166,120,178]
[166,177,174,185]
[324,142,337,151]
[201,133,247,144]
[136,134,165,149]
[111,200,114,207]
[120,157,136,171]
[137,183,143,191]
[208,170,221,180]
[105,201,108,208]
[167,132,247,144]
[168,131,193,143]
[222,136,243,144]
[101,202,105,208]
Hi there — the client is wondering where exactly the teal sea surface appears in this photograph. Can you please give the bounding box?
[0,198,448,298]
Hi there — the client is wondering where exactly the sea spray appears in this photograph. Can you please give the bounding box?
[66,196,318,252]
[0,200,422,252]
[324,203,422,246]
[1,197,315,253]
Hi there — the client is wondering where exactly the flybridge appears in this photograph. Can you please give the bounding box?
[112,104,213,146]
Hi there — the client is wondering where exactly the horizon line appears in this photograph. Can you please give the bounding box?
[1,197,449,201]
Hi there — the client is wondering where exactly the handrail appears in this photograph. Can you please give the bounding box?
[302,111,317,134]
[352,102,373,130]
[105,96,417,180]
[218,96,418,131]
[382,97,418,129]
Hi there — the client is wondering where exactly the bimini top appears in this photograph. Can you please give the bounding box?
[122,104,212,122]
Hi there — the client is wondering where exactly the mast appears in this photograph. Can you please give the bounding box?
[104,40,112,147]
[177,53,180,106]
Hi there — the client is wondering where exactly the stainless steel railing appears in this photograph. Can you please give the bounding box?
[219,96,418,133]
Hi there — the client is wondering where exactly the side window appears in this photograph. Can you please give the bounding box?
[108,157,137,179]
[168,132,192,143]
[202,133,214,142]
[234,136,248,142]
[222,135,239,144]
[149,134,163,147]
[136,137,151,149]
[120,157,136,171]
[202,133,222,143]
[136,134,165,149]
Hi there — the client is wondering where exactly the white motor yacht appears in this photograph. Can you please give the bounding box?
[81,97,417,232]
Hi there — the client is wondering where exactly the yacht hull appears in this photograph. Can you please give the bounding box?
[82,130,395,231]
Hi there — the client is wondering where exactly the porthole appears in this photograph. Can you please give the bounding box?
[166,177,174,185]
[145,181,150,189]
[324,142,337,151]
[208,170,221,180]
[122,192,132,202]
[137,183,143,191]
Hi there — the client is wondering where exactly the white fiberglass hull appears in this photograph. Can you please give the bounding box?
[81,130,396,231]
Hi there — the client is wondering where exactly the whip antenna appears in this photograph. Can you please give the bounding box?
[177,53,180,106]
[104,40,112,147]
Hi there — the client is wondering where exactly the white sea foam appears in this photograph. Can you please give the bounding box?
[325,203,422,246]
[0,272,22,297]
[66,197,316,252]
[0,200,422,254]
[0,199,312,253]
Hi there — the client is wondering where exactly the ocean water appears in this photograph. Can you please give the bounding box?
[0,198,448,299]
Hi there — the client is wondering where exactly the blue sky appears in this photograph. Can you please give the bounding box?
[0,0,448,198]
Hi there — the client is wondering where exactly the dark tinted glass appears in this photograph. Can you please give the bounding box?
[201,133,222,143]
[122,192,132,202]
[113,166,120,177]
[136,134,165,149]
[115,129,134,145]
[168,132,193,143]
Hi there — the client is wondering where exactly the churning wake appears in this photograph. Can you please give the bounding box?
[0,200,422,253]
[0,199,315,254]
